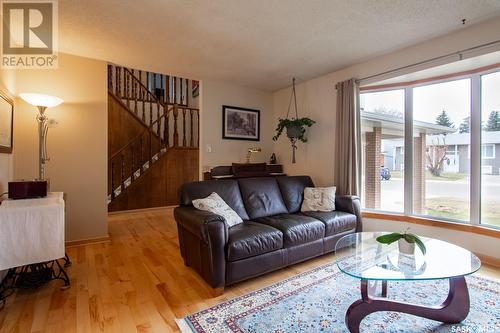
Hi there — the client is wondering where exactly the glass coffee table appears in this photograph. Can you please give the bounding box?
[335,232,481,333]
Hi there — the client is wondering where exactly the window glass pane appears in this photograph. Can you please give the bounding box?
[481,71,500,227]
[360,89,405,212]
[412,79,471,221]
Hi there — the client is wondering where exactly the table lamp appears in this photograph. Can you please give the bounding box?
[245,147,261,163]
[19,93,63,180]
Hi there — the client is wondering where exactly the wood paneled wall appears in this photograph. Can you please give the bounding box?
[108,148,199,212]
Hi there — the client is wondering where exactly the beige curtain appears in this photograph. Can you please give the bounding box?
[334,78,360,196]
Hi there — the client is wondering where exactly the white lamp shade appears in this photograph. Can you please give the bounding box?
[19,93,64,108]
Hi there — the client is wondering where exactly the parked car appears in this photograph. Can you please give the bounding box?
[380,166,391,180]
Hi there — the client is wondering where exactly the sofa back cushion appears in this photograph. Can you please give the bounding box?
[179,179,250,220]
[276,176,314,213]
[238,177,288,219]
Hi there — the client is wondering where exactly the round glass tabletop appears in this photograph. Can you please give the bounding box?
[335,232,481,281]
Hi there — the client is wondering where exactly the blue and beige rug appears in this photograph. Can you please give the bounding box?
[177,262,500,333]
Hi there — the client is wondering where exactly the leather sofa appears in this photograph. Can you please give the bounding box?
[174,176,362,290]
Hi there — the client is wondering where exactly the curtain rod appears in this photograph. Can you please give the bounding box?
[356,39,500,85]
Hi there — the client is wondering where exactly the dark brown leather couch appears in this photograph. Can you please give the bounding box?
[174,176,362,289]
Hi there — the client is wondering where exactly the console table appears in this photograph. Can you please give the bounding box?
[0,192,70,309]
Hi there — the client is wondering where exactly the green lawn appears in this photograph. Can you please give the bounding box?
[390,171,467,181]
[425,197,500,227]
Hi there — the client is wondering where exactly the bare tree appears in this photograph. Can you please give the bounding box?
[426,136,448,177]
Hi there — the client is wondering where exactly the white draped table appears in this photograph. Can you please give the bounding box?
[0,192,66,271]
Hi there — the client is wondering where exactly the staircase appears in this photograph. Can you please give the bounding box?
[107,64,199,206]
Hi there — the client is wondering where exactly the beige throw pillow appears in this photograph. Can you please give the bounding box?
[301,186,336,212]
[192,192,243,227]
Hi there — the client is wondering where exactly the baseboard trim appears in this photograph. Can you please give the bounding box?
[65,235,111,247]
[108,205,178,215]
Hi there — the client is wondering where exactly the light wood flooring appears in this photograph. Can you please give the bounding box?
[0,208,498,333]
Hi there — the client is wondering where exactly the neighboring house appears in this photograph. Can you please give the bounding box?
[386,131,500,175]
[439,131,500,175]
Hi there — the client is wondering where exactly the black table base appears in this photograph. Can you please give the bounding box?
[345,277,470,333]
[0,254,71,310]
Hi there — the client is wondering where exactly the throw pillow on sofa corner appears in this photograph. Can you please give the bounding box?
[301,186,336,212]
[192,192,243,227]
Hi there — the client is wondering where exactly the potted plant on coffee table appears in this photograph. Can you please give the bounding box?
[376,230,426,255]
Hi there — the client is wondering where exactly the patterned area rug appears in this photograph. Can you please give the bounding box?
[177,262,500,333]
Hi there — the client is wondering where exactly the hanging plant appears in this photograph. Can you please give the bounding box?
[272,78,315,163]
[272,117,316,143]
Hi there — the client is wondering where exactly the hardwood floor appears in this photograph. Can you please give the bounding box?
[0,208,498,333]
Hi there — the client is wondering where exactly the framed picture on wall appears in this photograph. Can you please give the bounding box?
[0,91,13,154]
[222,105,260,141]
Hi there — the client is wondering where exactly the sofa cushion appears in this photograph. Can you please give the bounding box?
[276,176,314,213]
[192,192,243,227]
[302,211,357,236]
[179,179,250,220]
[301,186,336,212]
[238,178,288,219]
[255,214,325,247]
[226,222,283,261]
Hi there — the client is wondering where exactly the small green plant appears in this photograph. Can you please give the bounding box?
[272,117,315,143]
[376,230,426,255]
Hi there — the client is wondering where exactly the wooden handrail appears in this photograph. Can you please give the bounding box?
[107,64,201,201]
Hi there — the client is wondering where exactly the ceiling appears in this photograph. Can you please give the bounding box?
[59,0,500,91]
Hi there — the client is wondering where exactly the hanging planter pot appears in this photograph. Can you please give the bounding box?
[286,125,302,139]
[272,78,315,163]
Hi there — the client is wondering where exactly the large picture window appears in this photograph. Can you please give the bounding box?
[481,71,500,227]
[360,68,500,228]
[360,90,405,213]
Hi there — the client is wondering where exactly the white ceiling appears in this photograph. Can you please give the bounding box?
[59,0,500,91]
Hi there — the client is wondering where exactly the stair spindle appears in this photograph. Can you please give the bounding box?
[179,79,183,105]
[166,75,170,104]
[110,162,115,200]
[173,106,179,147]
[141,90,145,121]
[182,108,186,147]
[115,67,119,97]
[134,75,138,115]
[173,77,177,105]
[157,101,161,138]
[185,79,189,106]
[190,109,194,147]
[167,106,170,148]
[107,65,112,91]
[121,153,125,188]
[149,97,153,128]
[130,146,135,182]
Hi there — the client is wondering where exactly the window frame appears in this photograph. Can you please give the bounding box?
[359,67,500,230]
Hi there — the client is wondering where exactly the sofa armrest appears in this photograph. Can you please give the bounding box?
[174,206,228,244]
[336,195,362,232]
[174,206,228,288]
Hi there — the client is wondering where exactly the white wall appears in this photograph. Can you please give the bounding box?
[200,80,274,172]
[11,53,108,242]
[272,17,500,259]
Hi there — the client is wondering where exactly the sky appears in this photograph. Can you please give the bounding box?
[360,70,500,127]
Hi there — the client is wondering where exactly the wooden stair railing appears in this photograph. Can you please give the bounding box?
[107,100,200,204]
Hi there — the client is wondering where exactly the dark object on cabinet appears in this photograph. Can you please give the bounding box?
[8,180,48,199]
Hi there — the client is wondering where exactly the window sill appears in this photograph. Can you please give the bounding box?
[362,211,500,239]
